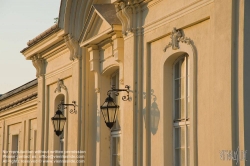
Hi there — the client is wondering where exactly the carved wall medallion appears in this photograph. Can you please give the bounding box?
[54,79,67,93]
[163,27,192,52]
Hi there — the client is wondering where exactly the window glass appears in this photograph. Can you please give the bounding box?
[173,55,189,166]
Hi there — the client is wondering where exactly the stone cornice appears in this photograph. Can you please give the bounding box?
[0,79,37,101]
[20,24,60,53]
[0,92,37,112]
[21,29,66,60]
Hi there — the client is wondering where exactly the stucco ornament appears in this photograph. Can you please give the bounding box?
[54,79,67,93]
[31,54,45,78]
[163,27,191,52]
[115,0,133,35]
[64,34,81,61]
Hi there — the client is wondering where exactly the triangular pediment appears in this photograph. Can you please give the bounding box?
[79,4,121,46]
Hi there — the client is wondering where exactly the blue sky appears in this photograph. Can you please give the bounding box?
[0,0,61,94]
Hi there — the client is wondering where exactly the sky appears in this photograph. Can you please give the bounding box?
[0,0,61,94]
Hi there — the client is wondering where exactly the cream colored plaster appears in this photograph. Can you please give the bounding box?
[87,16,111,41]
[46,51,72,74]
[9,0,249,165]
[143,0,207,28]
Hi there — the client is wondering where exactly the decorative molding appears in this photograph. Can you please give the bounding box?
[163,27,192,52]
[143,0,212,35]
[64,34,81,61]
[54,79,67,93]
[31,54,45,78]
[115,1,133,35]
[112,33,124,85]
[0,93,37,112]
[88,45,101,93]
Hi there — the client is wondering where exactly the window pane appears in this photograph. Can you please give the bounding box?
[175,148,185,166]
[181,148,185,166]
[175,127,185,148]
[187,125,190,148]
[175,98,185,120]
[181,127,185,147]
[175,128,180,148]
[175,100,180,119]
[175,61,180,79]
[175,127,186,166]
[112,136,120,166]
[175,149,180,166]
[175,79,180,98]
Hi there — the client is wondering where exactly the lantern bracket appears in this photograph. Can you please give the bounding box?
[58,101,77,114]
[107,85,130,101]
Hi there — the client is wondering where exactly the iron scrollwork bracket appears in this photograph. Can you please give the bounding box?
[58,101,78,114]
[107,85,130,101]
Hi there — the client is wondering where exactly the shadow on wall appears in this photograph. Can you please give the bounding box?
[143,89,160,135]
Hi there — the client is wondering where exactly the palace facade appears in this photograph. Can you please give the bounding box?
[1,0,250,166]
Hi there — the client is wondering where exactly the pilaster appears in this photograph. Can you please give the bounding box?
[112,32,125,85]
[87,45,100,166]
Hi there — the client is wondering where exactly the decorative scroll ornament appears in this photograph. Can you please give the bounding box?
[54,79,67,93]
[64,34,81,61]
[31,54,45,78]
[115,0,133,35]
[107,85,130,101]
[163,27,191,52]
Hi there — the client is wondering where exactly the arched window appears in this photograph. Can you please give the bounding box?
[54,94,65,159]
[173,54,190,166]
[163,37,196,166]
[110,70,120,166]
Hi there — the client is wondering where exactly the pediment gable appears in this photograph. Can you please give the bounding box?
[79,4,121,46]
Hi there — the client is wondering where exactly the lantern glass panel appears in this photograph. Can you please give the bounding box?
[107,101,117,122]
[59,114,66,131]
[51,110,66,136]
[102,108,108,122]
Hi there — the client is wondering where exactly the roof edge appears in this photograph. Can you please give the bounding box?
[20,24,60,53]
[0,79,38,101]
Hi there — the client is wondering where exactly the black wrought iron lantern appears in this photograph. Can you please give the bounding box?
[100,95,119,129]
[51,110,66,136]
[100,85,130,129]
[51,101,77,136]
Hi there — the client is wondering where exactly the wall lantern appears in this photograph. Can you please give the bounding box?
[100,85,130,129]
[51,101,77,136]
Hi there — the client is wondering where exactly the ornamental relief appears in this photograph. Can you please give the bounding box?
[54,79,68,93]
[31,54,45,78]
[163,27,192,52]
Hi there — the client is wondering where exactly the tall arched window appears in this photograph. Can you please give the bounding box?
[110,70,120,166]
[54,94,65,161]
[173,54,189,166]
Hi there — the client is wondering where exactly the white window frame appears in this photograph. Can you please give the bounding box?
[173,55,190,166]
